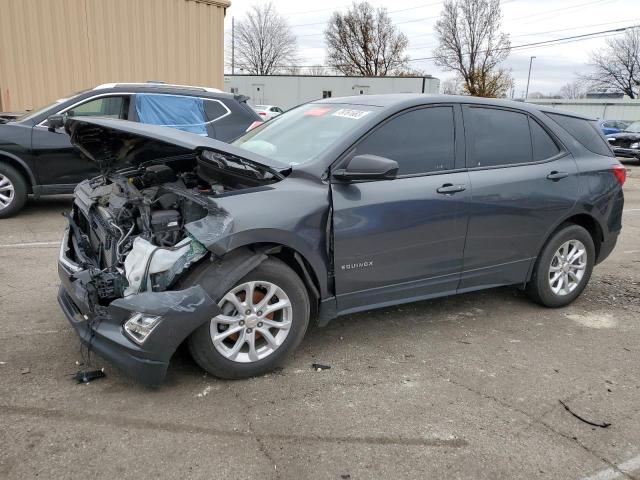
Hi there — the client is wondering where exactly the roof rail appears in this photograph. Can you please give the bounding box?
[93,82,223,93]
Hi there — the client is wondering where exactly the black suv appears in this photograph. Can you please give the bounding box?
[0,82,261,217]
[57,95,624,385]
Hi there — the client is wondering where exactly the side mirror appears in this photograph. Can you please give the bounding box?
[47,114,65,132]
[332,154,398,181]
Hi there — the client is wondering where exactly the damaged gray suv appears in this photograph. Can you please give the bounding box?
[58,95,625,385]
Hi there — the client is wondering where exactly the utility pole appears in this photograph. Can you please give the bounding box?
[525,56,536,101]
[231,16,235,75]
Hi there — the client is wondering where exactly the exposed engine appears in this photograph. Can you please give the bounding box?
[67,152,274,305]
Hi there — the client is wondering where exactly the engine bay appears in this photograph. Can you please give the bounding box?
[67,152,277,304]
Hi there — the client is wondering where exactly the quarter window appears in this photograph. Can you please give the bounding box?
[465,107,532,167]
[546,112,613,157]
[352,106,455,175]
[530,118,561,161]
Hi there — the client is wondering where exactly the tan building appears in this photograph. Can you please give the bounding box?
[0,0,230,112]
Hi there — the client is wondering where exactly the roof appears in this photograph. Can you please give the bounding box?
[94,83,222,93]
[91,83,236,100]
[314,93,595,119]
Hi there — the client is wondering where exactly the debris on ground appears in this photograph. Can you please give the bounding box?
[312,363,331,372]
[197,385,212,398]
[559,400,611,428]
[73,368,106,384]
[21,367,30,375]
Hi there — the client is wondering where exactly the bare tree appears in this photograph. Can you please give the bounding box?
[441,77,464,95]
[306,65,328,75]
[231,2,298,75]
[324,2,409,76]
[558,80,587,99]
[433,0,512,97]
[580,28,640,99]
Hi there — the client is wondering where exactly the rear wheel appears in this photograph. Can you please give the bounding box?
[526,224,595,307]
[188,258,310,379]
[0,163,28,218]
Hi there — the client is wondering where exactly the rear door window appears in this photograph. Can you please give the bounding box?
[352,106,455,175]
[546,112,613,157]
[464,107,532,167]
[134,93,209,135]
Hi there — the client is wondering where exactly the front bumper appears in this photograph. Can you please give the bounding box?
[612,147,640,159]
[57,228,219,385]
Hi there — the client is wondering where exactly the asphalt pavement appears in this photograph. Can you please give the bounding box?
[1,162,639,479]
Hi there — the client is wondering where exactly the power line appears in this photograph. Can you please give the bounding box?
[405,19,640,51]
[510,0,610,21]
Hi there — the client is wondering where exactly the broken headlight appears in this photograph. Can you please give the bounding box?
[123,313,161,344]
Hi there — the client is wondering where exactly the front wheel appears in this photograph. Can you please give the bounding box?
[188,258,310,379]
[0,163,28,219]
[526,224,595,307]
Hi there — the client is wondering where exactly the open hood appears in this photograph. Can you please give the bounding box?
[0,111,26,123]
[66,117,287,176]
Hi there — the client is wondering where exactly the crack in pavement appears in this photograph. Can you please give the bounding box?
[228,386,283,479]
[435,372,635,480]
[1,404,468,449]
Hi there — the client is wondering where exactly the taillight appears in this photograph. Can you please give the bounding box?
[612,164,626,185]
[258,111,267,116]
[246,121,263,132]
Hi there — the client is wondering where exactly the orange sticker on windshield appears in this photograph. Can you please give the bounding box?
[304,107,332,117]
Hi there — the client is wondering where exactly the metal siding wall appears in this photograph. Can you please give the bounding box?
[0,0,227,111]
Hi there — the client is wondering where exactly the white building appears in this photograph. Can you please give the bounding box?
[223,74,441,110]
[527,99,640,121]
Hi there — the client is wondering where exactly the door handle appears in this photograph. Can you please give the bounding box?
[546,171,569,181]
[437,183,466,195]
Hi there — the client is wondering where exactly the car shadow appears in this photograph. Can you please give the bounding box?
[21,195,74,215]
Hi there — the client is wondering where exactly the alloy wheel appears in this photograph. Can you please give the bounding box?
[548,239,587,296]
[0,174,15,211]
[210,280,293,363]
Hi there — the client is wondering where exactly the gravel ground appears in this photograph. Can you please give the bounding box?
[1,161,639,480]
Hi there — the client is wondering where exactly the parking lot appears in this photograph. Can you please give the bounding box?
[0,162,638,480]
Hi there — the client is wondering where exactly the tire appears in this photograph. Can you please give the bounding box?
[188,258,310,379]
[0,163,28,219]
[526,223,595,308]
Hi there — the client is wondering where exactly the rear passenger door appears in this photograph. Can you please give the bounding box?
[459,105,579,292]
[332,105,470,314]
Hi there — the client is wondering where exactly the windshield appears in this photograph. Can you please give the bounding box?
[17,89,90,122]
[233,103,381,166]
[624,121,640,133]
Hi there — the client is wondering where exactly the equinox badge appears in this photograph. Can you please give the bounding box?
[341,261,374,271]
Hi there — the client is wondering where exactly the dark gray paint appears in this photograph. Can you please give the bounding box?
[57,94,624,383]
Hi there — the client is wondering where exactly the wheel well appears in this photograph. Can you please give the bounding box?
[562,214,603,258]
[248,243,322,318]
[0,154,33,193]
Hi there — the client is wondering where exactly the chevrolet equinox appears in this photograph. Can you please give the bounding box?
[57,94,625,385]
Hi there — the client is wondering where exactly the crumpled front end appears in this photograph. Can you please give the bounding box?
[58,227,220,385]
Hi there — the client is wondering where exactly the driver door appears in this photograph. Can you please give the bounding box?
[331,105,470,315]
[31,95,130,189]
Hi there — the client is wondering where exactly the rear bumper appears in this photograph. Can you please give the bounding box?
[57,228,219,385]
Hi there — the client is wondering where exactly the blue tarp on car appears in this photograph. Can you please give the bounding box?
[135,93,207,135]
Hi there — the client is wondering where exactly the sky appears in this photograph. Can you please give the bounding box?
[223,0,640,96]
